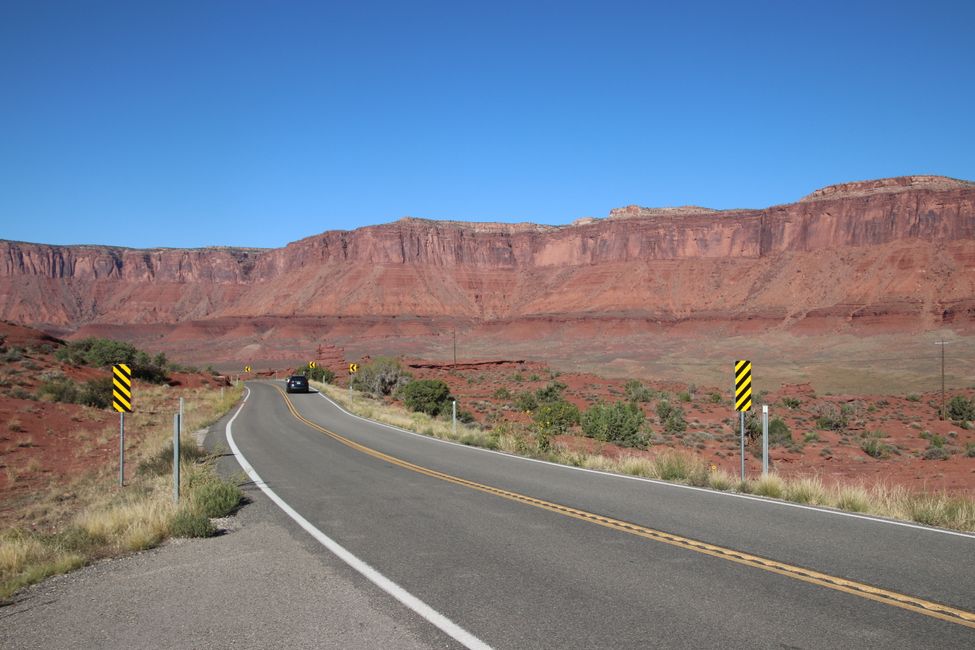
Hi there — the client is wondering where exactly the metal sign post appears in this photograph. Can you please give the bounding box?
[734,360,752,481]
[119,412,125,486]
[739,412,745,480]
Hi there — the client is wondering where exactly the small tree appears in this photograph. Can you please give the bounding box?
[350,357,412,396]
[533,400,581,435]
[401,379,451,416]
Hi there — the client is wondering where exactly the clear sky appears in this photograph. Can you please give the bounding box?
[2,1,973,249]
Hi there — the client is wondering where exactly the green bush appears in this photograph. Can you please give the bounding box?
[193,479,244,518]
[947,395,975,421]
[54,338,170,384]
[79,377,113,409]
[349,356,412,396]
[861,438,895,459]
[582,401,646,448]
[533,400,581,435]
[768,418,792,446]
[535,381,567,404]
[814,403,848,430]
[781,397,801,409]
[624,380,653,403]
[492,387,511,400]
[37,377,80,403]
[514,391,538,412]
[303,366,336,384]
[657,400,686,434]
[169,509,215,538]
[401,379,452,416]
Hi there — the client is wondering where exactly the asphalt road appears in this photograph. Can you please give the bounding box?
[228,381,975,648]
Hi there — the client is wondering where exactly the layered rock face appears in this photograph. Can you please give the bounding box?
[1,175,973,362]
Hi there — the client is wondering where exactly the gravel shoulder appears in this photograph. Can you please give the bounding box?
[0,410,454,650]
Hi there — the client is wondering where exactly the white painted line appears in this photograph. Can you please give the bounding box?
[226,387,493,650]
[314,386,975,540]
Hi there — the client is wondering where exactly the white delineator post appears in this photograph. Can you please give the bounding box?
[173,413,181,503]
[452,400,457,435]
[762,404,769,476]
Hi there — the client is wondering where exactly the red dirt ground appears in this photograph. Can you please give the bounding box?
[0,322,229,529]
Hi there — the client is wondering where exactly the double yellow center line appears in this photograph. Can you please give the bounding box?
[275,386,975,630]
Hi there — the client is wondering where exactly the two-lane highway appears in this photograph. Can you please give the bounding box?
[226,381,974,648]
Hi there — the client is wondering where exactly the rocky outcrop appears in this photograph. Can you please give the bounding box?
[1,176,973,358]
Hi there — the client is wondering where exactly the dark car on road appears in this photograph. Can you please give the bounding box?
[286,375,309,393]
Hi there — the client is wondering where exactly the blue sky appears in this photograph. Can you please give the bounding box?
[2,1,973,249]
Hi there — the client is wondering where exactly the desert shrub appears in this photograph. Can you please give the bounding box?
[922,447,951,461]
[78,377,113,409]
[535,381,567,404]
[37,377,79,404]
[657,400,686,434]
[655,400,674,421]
[861,438,895,459]
[781,397,801,409]
[906,393,920,402]
[768,418,792,446]
[677,391,692,403]
[709,392,723,404]
[514,391,538,412]
[169,509,215,538]
[349,356,412,396]
[400,379,451,416]
[456,408,476,424]
[814,403,848,430]
[492,387,511,400]
[192,479,243,518]
[54,338,170,384]
[533,400,581,435]
[947,395,975,421]
[304,366,336,384]
[624,380,653,403]
[803,431,820,443]
[582,401,646,448]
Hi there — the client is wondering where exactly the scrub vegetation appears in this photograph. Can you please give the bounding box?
[0,384,244,602]
[315,381,975,533]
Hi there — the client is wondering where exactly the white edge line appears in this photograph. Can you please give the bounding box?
[312,384,975,540]
[225,386,493,650]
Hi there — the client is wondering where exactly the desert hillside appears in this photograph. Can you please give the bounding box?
[1,175,973,388]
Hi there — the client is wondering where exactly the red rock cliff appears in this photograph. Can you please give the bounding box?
[1,176,973,331]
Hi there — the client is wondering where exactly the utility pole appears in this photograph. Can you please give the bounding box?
[934,340,953,420]
[453,328,457,367]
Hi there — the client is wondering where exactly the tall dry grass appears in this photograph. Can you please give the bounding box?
[0,383,244,602]
[317,381,975,533]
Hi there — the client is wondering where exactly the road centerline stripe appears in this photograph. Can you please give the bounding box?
[277,385,975,630]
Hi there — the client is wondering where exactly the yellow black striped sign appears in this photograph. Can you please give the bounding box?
[112,364,133,413]
[735,360,752,412]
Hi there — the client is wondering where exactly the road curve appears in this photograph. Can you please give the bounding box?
[228,381,975,648]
